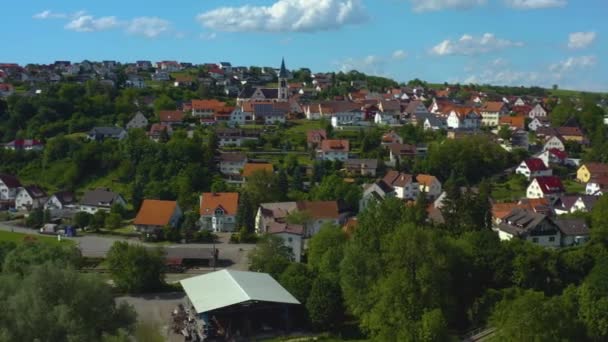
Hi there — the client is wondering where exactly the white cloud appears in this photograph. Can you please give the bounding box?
[431,33,523,56]
[568,32,596,49]
[392,50,408,60]
[65,15,120,32]
[549,55,597,75]
[196,0,368,32]
[337,55,387,75]
[504,0,567,10]
[126,17,170,38]
[200,32,218,40]
[33,10,67,19]
[409,0,486,12]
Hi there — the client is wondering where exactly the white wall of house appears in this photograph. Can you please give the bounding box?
[544,137,566,152]
[481,112,500,127]
[273,232,302,262]
[394,183,419,200]
[15,190,34,210]
[529,104,547,119]
[200,213,237,232]
[526,180,544,199]
[0,181,17,201]
[586,182,603,195]
[516,163,553,180]
[526,233,560,248]
[318,150,348,161]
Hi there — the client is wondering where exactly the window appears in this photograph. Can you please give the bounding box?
[214,208,224,216]
[532,237,539,243]
[549,237,555,242]
[288,237,293,243]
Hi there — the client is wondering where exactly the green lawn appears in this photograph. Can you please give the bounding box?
[0,230,74,246]
[563,179,586,194]
[491,176,527,202]
[285,120,324,135]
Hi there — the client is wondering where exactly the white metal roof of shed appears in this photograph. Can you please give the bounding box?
[180,269,300,314]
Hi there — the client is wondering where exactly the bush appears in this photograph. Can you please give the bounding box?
[229,233,240,244]
[193,230,218,243]
[105,213,123,230]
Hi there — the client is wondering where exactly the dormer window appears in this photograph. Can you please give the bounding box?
[214,208,224,216]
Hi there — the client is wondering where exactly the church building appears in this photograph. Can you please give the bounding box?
[238,58,290,103]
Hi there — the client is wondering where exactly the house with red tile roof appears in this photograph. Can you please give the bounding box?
[242,163,274,179]
[159,110,184,125]
[527,176,565,201]
[199,192,239,232]
[480,101,508,126]
[134,199,182,236]
[381,131,403,145]
[3,139,44,151]
[191,99,226,121]
[416,174,443,199]
[446,107,482,130]
[516,158,552,180]
[148,123,173,142]
[317,139,350,161]
[383,171,419,200]
[499,115,526,130]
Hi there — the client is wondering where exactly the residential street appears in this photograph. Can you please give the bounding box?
[0,221,254,270]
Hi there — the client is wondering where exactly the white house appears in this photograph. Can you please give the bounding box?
[79,188,126,214]
[417,174,442,199]
[44,191,77,211]
[317,139,349,161]
[219,153,247,176]
[360,180,396,211]
[374,112,398,125]
[447,109,481,130]
[480,102,508,127]
[255,201,340,239]
[528,104,548,119]
[586,176,608,196]
[516,158,553,180]
[330,110,365,128]
[15,185,48,211]
[526,176,565,201]
[199,192,239,232]
[544,135,566,152]
[382,171,419,200]
[528,117,549,132]
[0,174,21,202]
[536,149,568,167]
[494,208,561,247]
[270,226,304,262]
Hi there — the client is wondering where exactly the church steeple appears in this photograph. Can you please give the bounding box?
[277,57,288,101]
[279,58,288,78]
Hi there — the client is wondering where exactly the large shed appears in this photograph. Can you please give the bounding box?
[180,269,300,340]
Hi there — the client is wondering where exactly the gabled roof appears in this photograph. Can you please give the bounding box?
[556,126,584,137]
[0,174,22,188]
[583,163,608,175]
[159,110,184,123]
[88,127,126,137]
[296,201,339,219]
[200,192,239,216]
[219,152,247,163]
[345,159,378,170]
[180,270,300,314]
[191,99,226,111]
[533,176,565,194]
[523,158,549,172]
[498,208,556,237]
[307,129,327,143]
[555,218,590,236]
[499,115,525,129]
[51,191,76,206]
[243,163,273,177]
[4,139,44,148]
[547,148,567,160]
[388,143,416,157]
[80,188,123,207]
[482,101,505,112]
[134,199,178,226]
[20,185,47,199]
[383,171,415,188]
[417,174,439,187]
[320,139,349,153]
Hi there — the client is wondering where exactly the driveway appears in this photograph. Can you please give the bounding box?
[0,221,255,270]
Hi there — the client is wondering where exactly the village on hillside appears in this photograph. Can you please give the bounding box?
[1,58,608,341]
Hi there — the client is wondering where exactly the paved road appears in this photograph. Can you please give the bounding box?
[0,221,255,270]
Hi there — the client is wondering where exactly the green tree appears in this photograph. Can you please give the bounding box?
[25,208,44,228]
[310,174,362,211]
[307,223,346,281]
[279,263,314,304]
[73,211,93,229]
[490,289,584,341]
[92,210,108,230]
[306,276,343,331]
[248,235,293,279]
[106,242,165,293]
[0,264,137,342]
[579,258,608,339]
[591,194,608,245]
[105,213,123,230]
[2,242,81,276]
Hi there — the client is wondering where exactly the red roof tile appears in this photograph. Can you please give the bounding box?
[200,192,239,216]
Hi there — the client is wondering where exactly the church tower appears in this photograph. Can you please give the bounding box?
[277,58,288,101]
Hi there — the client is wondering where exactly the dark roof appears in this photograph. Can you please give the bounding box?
[22,185,47,199]
[0,174,21,188]
[375,180,394,194]
[279,58,288,78]
[555,218,590,236]
[498,208,558,237]
[219,153,247,163]
[524,158,549,172]
[80,188,123,207]
[383,171,415,188]
[345,159,378,170]
[238,87,279,100]
[52,191,76,206]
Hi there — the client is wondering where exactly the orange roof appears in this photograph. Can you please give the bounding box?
[482,101,505,112]
[200,192,239,216]
[499,115,526,129]
[134,200,178,226]
[191,99,226,111]
[297,201,339,219]
[242,163,274,178]
[417,174,438,187]
[492,202,519,220]
[320,139,350,152]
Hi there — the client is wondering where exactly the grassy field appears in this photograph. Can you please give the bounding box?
[0,230,74,246]
[491,176,527,202]
[563,179,586,194]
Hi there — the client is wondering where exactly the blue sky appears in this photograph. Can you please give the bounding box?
[3,0,607,91]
